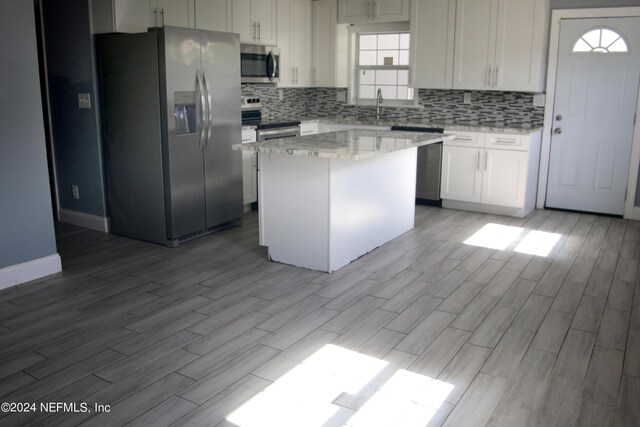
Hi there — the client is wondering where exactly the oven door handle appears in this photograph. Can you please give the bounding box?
[262,132,299,141]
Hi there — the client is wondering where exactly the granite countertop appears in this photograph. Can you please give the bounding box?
[298,116,542,134]
[232,129,453,160]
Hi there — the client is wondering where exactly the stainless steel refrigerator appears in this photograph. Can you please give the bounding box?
[96,27,242,247]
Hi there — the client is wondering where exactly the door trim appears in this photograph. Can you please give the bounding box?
[537,7,640,219]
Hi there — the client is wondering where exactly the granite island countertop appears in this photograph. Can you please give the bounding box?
[232,129,453,160]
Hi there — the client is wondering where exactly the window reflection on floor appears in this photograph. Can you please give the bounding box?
[463,223,562,257]
[226,344,454,427]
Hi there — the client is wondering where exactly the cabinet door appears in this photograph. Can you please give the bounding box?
[277,0,293,87]
[312,0,349,87]
[114,0,153,33]
[292,0,312,86]
[337,0,371,24]
[493,0,545,91]
[252,0,277,45]
[410,0,456,89]
[231,0,254,42]
[242,151,258,204]
[195,0,230,31]
[481,149,527,207]
[453,0,497,90]
[373,0,409,23]
[156,0,193,28]
[441,146,483,203]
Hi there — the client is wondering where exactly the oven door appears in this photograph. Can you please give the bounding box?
[241,45,279,83]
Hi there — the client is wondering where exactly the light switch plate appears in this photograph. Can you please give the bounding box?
[78,93,91,109]
[336,90,347,103]
[278,89,283,101]
[463,93,471,104]
[533,94,546,107]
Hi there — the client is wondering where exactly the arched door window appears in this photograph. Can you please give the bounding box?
[572,27,629,53]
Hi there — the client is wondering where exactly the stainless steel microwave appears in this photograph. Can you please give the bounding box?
[241,44,279,84]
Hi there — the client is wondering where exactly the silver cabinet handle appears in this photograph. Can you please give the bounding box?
[456,136,474,141]
[291,67,295,83]
[494,67,499,88]
[296,67,299,83]
[487,67,492,87]
[373,0,377,17]
[258,22,261,41]
[252,22,256,40]
[313,68,317,84]
[484,151,488,171]
[153,8,158,27]
[160,8,164,26]
[493,139,517,144]
[477,151,480,171]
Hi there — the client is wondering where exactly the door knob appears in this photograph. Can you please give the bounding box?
[554,128,562,135]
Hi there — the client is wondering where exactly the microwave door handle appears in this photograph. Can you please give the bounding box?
[203,71,213,147]
[267,51,277,81]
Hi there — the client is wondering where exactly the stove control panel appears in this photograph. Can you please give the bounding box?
[241,96,262,110]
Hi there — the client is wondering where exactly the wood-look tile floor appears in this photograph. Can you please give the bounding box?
[1,206,639,426]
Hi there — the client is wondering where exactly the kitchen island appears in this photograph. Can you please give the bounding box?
[233,129,453,272]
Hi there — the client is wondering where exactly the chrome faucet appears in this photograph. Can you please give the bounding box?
[376,88,383,120]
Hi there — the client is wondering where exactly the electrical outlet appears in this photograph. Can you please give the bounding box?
[336,90,347,103]
[278,88,284,101]
[78,93,91,109]
[463,93,471,104]
[533,94,546,107]
[71,185,79,200]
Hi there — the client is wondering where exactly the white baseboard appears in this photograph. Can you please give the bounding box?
[625,206,640,221]
[0,254,62,290]
[59,209,110,232]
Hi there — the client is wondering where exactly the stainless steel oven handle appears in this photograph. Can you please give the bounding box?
[258,126,301,137]
[262,132,300,141]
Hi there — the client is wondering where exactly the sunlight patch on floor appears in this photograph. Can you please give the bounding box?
[226,344,454,427]
[463,223,524,250]
[463,223,562,258]
[514,230,562,257]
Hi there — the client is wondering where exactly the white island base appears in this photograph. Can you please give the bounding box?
[258,148,418,272]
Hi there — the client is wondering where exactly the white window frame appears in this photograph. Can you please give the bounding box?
[348,23,419,108]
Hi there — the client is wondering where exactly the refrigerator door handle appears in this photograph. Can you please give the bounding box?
[203,71,214,147]
[196,70,206,148]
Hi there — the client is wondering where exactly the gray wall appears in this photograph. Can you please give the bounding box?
[0,0,57,269]
[40,0,108,217]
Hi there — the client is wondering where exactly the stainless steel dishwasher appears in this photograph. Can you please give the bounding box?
[390,126,443,206]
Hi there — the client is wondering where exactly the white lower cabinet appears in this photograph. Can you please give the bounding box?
[441,145,482,203]
[481,148,528,207]
[441,130,541,217]
[241,129,257,205]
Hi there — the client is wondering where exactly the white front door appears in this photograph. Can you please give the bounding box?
[546,17,640,215]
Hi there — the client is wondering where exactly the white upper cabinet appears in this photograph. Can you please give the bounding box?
[112,0,216,32]
[194,0,231,32]
[231,0,277,45]
[453,0,549,91]
[337,0,409,24]
[279,0,312,87]
[311,0,349,87]
[155,0,193,27]
[410,0,456,89]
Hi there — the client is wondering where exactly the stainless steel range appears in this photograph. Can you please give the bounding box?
[241,96,300,141]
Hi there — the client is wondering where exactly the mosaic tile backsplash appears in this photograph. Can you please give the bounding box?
[241,85,545,128]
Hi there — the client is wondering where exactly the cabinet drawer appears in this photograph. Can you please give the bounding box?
[242,129,257,143]
[485,133,528,151]
[444,131,484,148]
